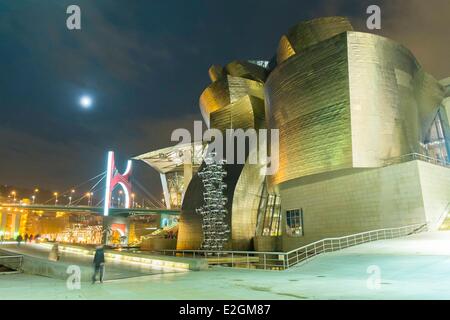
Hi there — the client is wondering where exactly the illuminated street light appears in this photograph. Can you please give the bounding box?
[131,193,136,208]
[53,192,58,205]
[33,188,39,204]
[11,191,16,203]
[86,192,91,206]
[68,196,72,206]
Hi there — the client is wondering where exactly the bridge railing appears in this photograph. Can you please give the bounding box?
[158,223,427,271]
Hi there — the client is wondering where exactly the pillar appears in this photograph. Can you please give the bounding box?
[160,173,171,209]
[10,213,21,239]
[0,212,7,237]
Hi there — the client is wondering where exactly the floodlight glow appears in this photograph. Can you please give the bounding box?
[103,151,113,216]
[118,181,131,208]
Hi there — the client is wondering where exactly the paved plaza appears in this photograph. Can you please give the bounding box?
[1,231,450,300]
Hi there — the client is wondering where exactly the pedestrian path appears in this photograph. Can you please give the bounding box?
[0,243,186,281]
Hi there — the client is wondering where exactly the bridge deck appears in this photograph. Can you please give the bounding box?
[0,203,180,216]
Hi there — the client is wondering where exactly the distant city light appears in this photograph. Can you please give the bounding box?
[80,95,92,108]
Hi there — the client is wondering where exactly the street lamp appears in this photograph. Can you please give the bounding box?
[68,189,75,206]
[33,189,39,204]
[131,193,135,208]
[53,192,58,205]
[86,192,91,206]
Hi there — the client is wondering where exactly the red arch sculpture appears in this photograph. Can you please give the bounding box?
[103,151,132,216]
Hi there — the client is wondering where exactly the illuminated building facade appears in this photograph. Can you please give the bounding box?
[136,17,450,252]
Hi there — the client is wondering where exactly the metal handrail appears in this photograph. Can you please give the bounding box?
[0,255,24,273]
[384,153,450,167]
[283,223,426,268]
[285,223,424,255]
[158,223,427,271]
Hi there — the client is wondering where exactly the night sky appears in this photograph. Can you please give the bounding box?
[0,0,449,200]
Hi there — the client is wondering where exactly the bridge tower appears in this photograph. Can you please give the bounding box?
[103,151,132,216]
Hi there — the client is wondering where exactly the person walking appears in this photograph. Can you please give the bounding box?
[16,234,23,247]
[49,242,61,261]
[92,245,105,284]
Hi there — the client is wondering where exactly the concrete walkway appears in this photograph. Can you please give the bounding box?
[0,243,186,281]
[1,231,450,299]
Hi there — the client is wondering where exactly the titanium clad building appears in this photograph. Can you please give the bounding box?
[136,17,450,253]
[263,17,450,251]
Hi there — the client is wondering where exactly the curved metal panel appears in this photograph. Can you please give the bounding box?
[276,16,353,64]
[277,35,296,65]
[266,32,352,186]
[346,31,444,166]
[199,75,265,127]
[225,61,268,83]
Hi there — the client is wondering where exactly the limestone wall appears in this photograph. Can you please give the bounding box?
[278,161,450,251]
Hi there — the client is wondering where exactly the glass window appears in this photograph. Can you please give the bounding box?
[286,209,304,236]
[257,192,282,237]
[424,111,449,165]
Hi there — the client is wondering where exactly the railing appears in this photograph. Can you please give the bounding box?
[435,203,450,230]
[283,223,426,269]
[384,153,450,168]
[158,224,427,271]
[0,255,23,274]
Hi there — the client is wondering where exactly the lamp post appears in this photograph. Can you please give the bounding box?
[11,191,16,203]
[54,192,58,205]
[131,193,135,208]
[86,192,92,206]
[33,189,39,204]
[69,189,75,206]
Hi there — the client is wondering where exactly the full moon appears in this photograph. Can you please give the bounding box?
[80,95,92,108]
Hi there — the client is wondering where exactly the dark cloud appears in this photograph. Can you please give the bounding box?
[343,0,450,80]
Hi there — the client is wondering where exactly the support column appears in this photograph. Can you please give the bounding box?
[10,213,21,239]
[183,162,193,202]
[0,212,7,238]
[15,214,21,237]
[160,173,171,209]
